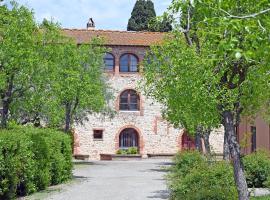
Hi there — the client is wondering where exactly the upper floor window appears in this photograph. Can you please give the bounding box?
[120,90,140,111]
[120,54,139,72]
[104,53,115,71]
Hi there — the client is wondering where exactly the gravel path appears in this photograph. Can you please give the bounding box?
[29,159,171,200]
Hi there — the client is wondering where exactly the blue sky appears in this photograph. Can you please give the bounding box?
[8,0,171,30]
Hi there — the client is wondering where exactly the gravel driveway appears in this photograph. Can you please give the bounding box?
[28,159,171,200]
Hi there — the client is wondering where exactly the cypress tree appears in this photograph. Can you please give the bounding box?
[127,0,156,31]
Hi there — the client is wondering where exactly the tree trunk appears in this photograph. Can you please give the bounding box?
[195,127,203,152]
[223,110,249,200]
[223,133,230,161]
[64,102,72,133]
[202,130,211,155]
[1,99,9,128]
[1,76,14,128]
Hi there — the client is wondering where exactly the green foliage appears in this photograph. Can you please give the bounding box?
[116,147,138,155]
[127,0,156,31]
[0,3,110,131]
[168,151,238,200]
[251,196,270,200]
[127,147,138,154]
[148,13,173,32]
[143,0,270,130]
[243,150,270,188]
[0,126,72,199]
[0,2,41,127]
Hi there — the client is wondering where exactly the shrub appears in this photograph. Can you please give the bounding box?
[243,149,270,188]
[168,151,238,200]
[0,126,73,199]
[127,147,138,154]
[116,147,138,155]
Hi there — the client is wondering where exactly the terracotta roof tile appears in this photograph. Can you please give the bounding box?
[62,29,166,46]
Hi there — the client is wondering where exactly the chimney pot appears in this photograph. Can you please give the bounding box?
[87,18,95,30]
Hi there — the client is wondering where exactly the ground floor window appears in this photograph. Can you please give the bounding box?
[119,128,138,150]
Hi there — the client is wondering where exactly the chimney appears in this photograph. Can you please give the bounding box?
[87,18,95,30]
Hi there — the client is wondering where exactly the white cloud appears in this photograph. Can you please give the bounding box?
[13,0,170,30]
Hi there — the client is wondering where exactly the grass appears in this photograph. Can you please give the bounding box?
[251,195,270,200]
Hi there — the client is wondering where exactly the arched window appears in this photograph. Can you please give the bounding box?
[104,53,115,71]
[119,90,140,111]
[119,128,139,150]
[182,132,195,150]
[120,54,139,72]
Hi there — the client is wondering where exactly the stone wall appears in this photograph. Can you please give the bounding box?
[74,46,224,160]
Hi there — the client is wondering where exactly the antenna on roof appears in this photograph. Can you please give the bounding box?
[87,18,95,30]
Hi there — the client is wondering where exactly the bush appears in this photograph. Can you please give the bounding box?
[116,147,138,155]
[0,126,73,199]
[127,147,138,154]
[243,149,270,188]
[168,151,238,200]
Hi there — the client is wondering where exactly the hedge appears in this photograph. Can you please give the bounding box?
[243,149,270,188]
[168,151,238,200]
[0,126,73,199]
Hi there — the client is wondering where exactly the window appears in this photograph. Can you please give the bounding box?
[119,90,140,111]
[93,129,103,140]
[104,53,115,71]
[120,54,139,72]
[251,126,256,152]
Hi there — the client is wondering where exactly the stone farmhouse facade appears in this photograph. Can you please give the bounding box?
[63,25,224,160]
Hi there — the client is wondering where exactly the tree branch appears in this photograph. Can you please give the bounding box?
[220,8,270,19]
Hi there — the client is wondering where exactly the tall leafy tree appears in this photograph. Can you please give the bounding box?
[0,2,41,128]
[127,0,156,31]
[143,1,270,199]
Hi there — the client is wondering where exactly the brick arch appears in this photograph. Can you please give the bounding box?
[119,51,141,62]
[115,125,144,154]
[115,87,144,116]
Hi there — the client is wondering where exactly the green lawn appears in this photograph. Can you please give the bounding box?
[251,195,270,200]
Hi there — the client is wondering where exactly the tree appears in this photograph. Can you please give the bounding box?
[143,1,270,199]
[127,0,156,31]
[10,20,109,133]
[0,2,41,128]
[148,13,173,32]
[52,38,108,133]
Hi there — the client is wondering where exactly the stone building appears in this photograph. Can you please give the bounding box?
[63,27,224,160]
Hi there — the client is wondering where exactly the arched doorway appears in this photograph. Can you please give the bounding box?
[119,128,139,150]
[182,132,195,150]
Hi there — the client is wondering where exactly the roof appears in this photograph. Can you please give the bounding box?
[62,29,167,46]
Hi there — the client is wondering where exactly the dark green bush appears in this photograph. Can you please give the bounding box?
[168,151,238,200]
[243,149,270,188]
[0,126,73,199]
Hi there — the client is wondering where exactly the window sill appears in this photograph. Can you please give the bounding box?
[119,72,140,76]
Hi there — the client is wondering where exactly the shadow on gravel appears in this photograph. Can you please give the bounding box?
[74,162,107,166]
[149,168,170,173]
[156,162,173,166]
[73,175,89,180]
[147,190,170,199]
